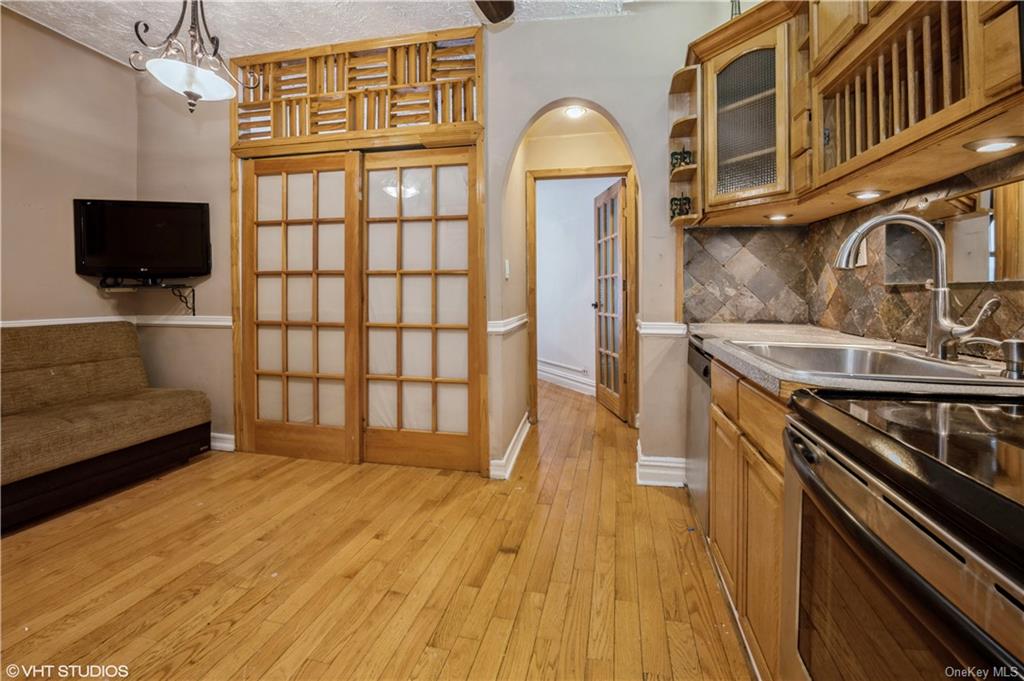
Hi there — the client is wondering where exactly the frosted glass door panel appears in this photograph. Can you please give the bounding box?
[318,171,346,218]
[437,220,468,269]
[318,224,346,269]
[257,278,282,320]
[318,328,345,374]
[287,173,314,219]
[402,276,432,324]
[437,165,468,215]
[258,376,283,421]
[436,276,468,324]
[368,170,398,217]
[362,150,476,471]
[402,222,432,270]
[402,330,432,377]
[437,330,468,379]
[368,381,397,428]
[257,226,282,270]
[318,276,345,322]
[287,224,313,271]
[401,168,433,217]
[286,276,313,321]
[258,327,282,371]
[368,223,397,270]
[437,384,468,433]
[244,154,356,459]
[258,175,282,220]
[319,380,345,426]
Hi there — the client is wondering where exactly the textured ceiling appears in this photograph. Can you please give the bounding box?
[3,0,626,66]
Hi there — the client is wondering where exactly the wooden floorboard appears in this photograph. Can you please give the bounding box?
[1,381,752,681]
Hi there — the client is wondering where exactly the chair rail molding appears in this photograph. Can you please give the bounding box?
[635,440,686,487]
[490,411,530,480]
[636,320,688,337]
[0,315,233,329]
[487,313,528,335]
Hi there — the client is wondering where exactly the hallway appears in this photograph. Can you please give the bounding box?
[1,381,751,680]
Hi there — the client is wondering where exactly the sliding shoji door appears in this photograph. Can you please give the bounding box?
[363,148,482,471]
[240,153,362,462]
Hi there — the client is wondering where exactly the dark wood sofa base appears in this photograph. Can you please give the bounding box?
[1,422,211,534]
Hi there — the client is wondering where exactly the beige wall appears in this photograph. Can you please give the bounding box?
[1,10,235,435]
[135,79,235,433]
[1,9,138,320]
[485,2,728,460]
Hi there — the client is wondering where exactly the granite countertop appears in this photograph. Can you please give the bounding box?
[689,323,1024,398]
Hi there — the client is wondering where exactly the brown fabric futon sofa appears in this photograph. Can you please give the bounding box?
[1,322,211,531]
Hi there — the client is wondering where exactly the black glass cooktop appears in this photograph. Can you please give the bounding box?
[791,390,1024,581]
[825,397,1024,506]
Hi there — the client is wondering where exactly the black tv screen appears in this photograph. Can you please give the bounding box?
[74,199,211,279]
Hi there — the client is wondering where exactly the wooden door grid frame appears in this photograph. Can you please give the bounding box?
[525,165,639,427]
[231,143,489,475]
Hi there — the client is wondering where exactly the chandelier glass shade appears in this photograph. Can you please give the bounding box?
[129,0,255,112]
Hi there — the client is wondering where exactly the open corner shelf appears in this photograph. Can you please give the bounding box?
[669,65,699,95]
[669,115,698,139]
[671,214,701,229]
[669,164,698,183]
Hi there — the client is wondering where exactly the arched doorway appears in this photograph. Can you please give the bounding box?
[505,102,640,426]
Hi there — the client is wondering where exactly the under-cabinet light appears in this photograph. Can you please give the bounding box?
[765,214,792,222]
[963,137,1024,153]
[849,190,888,200]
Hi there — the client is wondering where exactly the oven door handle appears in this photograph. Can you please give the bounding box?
[785,428,1022,670]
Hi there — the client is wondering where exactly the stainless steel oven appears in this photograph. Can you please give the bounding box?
[781,417,1024,681]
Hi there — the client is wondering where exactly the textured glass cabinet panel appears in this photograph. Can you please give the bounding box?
[716,48,777,195]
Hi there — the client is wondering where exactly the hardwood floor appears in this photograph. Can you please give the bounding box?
[1,382,752,681]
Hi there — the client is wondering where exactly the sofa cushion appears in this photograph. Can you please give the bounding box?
[1,388,210,485]
[2,322,149,416]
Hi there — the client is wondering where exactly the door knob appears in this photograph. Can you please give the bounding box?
[591,302,599,309]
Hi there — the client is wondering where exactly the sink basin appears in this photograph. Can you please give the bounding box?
[728,341,993,383]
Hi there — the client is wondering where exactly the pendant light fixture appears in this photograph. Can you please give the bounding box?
[129,0,256,113]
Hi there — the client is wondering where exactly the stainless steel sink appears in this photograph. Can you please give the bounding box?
[726,341,1021,386]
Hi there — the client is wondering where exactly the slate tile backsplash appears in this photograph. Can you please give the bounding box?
[683,226,809,323]
[683,152,1024,355]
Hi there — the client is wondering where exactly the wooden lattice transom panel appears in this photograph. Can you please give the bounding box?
[232,27,482,147]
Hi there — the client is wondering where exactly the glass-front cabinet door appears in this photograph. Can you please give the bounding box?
[704,24,790,207]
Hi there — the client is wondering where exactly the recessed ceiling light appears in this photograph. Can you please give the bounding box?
[765,214,791,222]
[564,105,587,119]
[963,137,1024,153]
[849,190,888,200]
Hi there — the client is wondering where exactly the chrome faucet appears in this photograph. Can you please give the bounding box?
[833,213,1001,360]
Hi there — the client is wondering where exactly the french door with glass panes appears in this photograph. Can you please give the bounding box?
[240,153,362,462]
[363,148,481,471]
[594,179,628,421]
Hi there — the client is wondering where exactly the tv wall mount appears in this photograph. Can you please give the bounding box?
[98,277,196,316]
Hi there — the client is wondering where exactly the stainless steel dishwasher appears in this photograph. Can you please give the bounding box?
[685,336,712,534]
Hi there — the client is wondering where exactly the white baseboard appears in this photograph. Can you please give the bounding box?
[210,432,236,452]
[537,359,595,396]
[491,412,530,480]
[487,313,528,335]
[635,440,685,487]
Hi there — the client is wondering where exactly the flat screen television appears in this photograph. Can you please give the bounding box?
[74,199,211,280]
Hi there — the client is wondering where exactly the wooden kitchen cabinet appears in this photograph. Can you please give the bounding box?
[980,3,1023,99]
[809,0,868,72]
[703,23,790,207]
[739,436,785,681]
[709,404,742,599]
